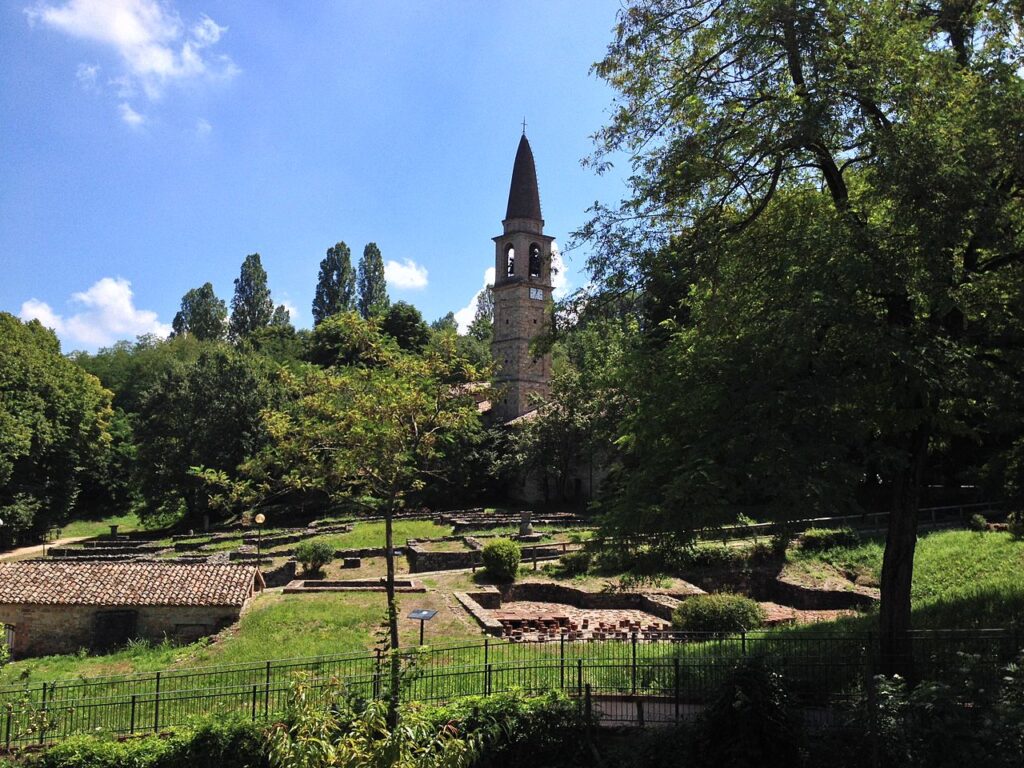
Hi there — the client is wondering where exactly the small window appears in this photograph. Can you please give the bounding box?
[3,624,14,652]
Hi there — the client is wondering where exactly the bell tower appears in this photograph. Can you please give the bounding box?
[491,133,554,422]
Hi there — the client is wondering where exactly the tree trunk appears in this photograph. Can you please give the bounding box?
[878,422,929,677]
[384,506,401,728]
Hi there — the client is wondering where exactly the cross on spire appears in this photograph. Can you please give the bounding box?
[521,117,527,135]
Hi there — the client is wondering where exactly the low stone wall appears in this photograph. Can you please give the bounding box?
[681,567,878,611]
[262,559,297,587]
[453,592,504,635]
[405,544,479,573]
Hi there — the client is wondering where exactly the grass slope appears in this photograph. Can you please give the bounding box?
[790,529,1024,629]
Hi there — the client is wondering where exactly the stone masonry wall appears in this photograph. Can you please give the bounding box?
[0,603,244,659]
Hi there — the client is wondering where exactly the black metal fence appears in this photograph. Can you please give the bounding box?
[1,628,1018,747]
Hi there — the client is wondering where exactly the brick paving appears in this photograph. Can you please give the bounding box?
[489,600,671,641]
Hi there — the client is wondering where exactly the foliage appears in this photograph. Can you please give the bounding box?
[135,346,284,525]
[380,302,431,353]
[671,594,765,635]
[860,652,1024,768]
[693,659,802,768]
[266,676,482,768]
[0,313,113,547]
[294,541,334,575]
[436,690,595,768]
[1008,511,1024,540]
[23,717,266,768]
[582,0,1024,667]
[313,241,357,326]
[969,514,989,532]
[430,312,457,333]
[230,253,276,340]
[480,539,521,582]
[172,282,227,341]
[304,312,397,369]
[799,528,861,553]
[557,550,591,577]
[357,242,389,319]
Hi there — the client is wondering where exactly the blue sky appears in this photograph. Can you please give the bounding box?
[0,0,628,352]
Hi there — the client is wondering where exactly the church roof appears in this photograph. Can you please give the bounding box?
[505,134,542,221]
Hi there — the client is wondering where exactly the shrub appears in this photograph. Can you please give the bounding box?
[672,593,765,634]
[558,550,591,576]
[1008,511,1024,539]
[694,659,802,768]
[682,543,744,570]
[481,539,521,582]
[969,513,989,532]
[294,540,334,575]
[798,527,860,552]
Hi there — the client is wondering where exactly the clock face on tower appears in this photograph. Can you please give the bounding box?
[529,287,544,300]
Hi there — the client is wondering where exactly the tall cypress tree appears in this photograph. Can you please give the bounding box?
[229,253,274,340]
[313,242,356,325]
[357,242,389,318]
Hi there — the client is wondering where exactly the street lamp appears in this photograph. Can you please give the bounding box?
[254,513,266,569]
[407,609,438,646]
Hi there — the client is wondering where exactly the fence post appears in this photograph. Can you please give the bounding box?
[38,683,47,745]
[373,648,382,700]
[130,694,137,735]
[741,630,747,657]
[485,663,492,696]
[674,656,680,723]
[5,705,12,750]
[631,632,638,696]
[265,661,272,716]
[577,658,583,700]
[251,684,258,721]
[584,683,592,723]
[153,671,161,733]
[560,633,566,690]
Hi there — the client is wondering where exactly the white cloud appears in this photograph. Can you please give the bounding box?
[551,240,570,299]
[75,61,99,90]
[454,267,495,334]
[385,258,429,290]
[119,101,145,126]
[26,0,238,113]
[195,117,211,136]
[19,277,170,349]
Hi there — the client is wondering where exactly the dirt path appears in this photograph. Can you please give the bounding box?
[0,536,89,562]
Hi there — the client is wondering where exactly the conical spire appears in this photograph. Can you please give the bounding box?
[505,134,542,221]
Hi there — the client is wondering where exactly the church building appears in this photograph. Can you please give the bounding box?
[490,133,554,423]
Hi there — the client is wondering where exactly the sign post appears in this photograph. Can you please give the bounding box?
[407,609,438,646]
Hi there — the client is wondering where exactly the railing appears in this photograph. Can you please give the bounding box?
[1,628,1019,747]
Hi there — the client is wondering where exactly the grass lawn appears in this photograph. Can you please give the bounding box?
[58,512,146,539]
[789,529,1024,629]
[273,520,453,553]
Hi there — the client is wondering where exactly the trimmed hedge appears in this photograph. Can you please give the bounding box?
[558,550,592,576]
[672,593,765,634]
[482,539,521,582]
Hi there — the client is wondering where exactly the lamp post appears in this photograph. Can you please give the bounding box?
[254,513,266,569]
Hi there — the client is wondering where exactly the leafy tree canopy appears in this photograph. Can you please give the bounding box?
[313,241,356,325]
[171,282,226,341]
[357,242,389,319]
[229,253,275,340]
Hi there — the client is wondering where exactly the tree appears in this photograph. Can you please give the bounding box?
[134,347,283,526]
[584,0,1024,671]
[468,285,494,343]
[171,283,227,341]
[0,314,112,547]
[431,311,458,333]
[270,304,292,329]
[313,242,356,325]
[229,254,275,340]
[199,325,483,725]
[381,301,431,352]
[357,242,389,318]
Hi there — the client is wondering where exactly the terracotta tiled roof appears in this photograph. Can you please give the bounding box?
[0,562,262,607]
